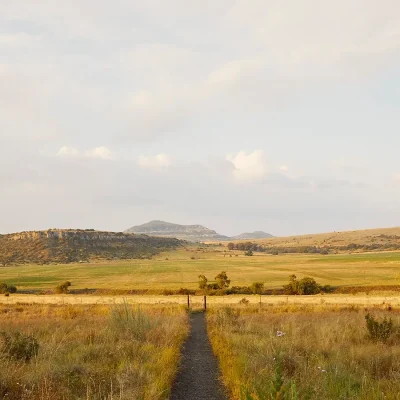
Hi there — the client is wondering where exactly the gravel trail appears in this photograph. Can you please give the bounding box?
[170,312,227,400]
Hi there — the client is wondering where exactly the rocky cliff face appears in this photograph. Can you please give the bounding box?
[9,229,134,241]
[0,229,182,265]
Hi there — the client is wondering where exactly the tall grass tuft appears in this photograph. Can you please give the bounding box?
[109,301,155,340]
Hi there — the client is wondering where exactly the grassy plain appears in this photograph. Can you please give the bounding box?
[207,305,400,399]
[0,303,188,400]
[1,247,400,291]
[234,226,400,248]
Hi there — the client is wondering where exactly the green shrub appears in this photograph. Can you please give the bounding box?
[365,313,394,343]
[0,331,39,361]
[0,283,17,294]
[283,275,321,295]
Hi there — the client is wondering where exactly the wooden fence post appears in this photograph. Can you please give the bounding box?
[187,294,190,309]
[204,295,207,311]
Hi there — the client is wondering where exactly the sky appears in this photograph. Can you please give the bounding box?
[1,0,400,237]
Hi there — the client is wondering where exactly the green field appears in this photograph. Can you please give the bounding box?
[1,247,400,291]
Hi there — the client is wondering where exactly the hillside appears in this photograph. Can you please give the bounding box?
[125,220,274,242]
[0,229,182,265]
[227,226,400,254]
[231,231,274,240]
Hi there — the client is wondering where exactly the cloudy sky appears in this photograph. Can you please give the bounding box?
[1,1,400,236]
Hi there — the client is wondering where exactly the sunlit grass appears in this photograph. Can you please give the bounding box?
[0,303,189,399]
[1,248,400,291]
[207,305,400,399]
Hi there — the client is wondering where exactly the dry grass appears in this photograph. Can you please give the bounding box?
[0,303,189,399]
[207,304,400,399]
[1,293,400,307]
[228,226,400,248]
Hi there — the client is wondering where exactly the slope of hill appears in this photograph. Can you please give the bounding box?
[125,220,229,241]
[125,220,274,242]
[231,231,274,240]
[0,229,182,265]
[228,227,400,253]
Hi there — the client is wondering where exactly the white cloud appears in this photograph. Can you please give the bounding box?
[279,165,289,173]
[57,146,80,157]
[226,150,267,182]
[85,146,115,160]
[138,154,172,169]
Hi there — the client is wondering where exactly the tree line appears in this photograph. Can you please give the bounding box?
[227,241,400,255]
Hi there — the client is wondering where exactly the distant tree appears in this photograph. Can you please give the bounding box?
[250,282,264,295]
[298,277,321,295]
[227,242,235,251]
[244,250,253,256]
[283,275,321,295]
[198,274,208,289]
[215,271,231,289]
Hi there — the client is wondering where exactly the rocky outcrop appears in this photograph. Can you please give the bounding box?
[125,221,229,242]
[0,229,182,265]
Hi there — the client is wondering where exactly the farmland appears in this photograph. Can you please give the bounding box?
[1,247,400,292]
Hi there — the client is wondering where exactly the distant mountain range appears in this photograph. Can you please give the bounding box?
[124,220,274,242]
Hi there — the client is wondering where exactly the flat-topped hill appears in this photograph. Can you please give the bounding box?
[125,220,273,242]
[0,229,182,265]
[125,220,229,241]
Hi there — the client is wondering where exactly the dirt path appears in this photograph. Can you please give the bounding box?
[171,312,227,400]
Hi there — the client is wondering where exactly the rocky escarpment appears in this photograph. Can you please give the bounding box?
[0,229,182,265]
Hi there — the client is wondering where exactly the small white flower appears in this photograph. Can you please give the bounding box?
[276,330,286,337]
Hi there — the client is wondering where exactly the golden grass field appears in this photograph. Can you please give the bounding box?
[207,304,400,399]
[0,303,188,400]
[1,247,400,291]
[1,294,400,308]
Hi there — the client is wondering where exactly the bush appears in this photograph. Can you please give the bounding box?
[0,331,39,361]
[239,297,250,305]
[365,313,394,343]
[228,286,252,295]
[321,284,335,293]
[283,275,321,295]
[244,250,253,256]
[0,283,17,294]
[250,282,264,294]
[55,281,72,294]
[177,288,195,295]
